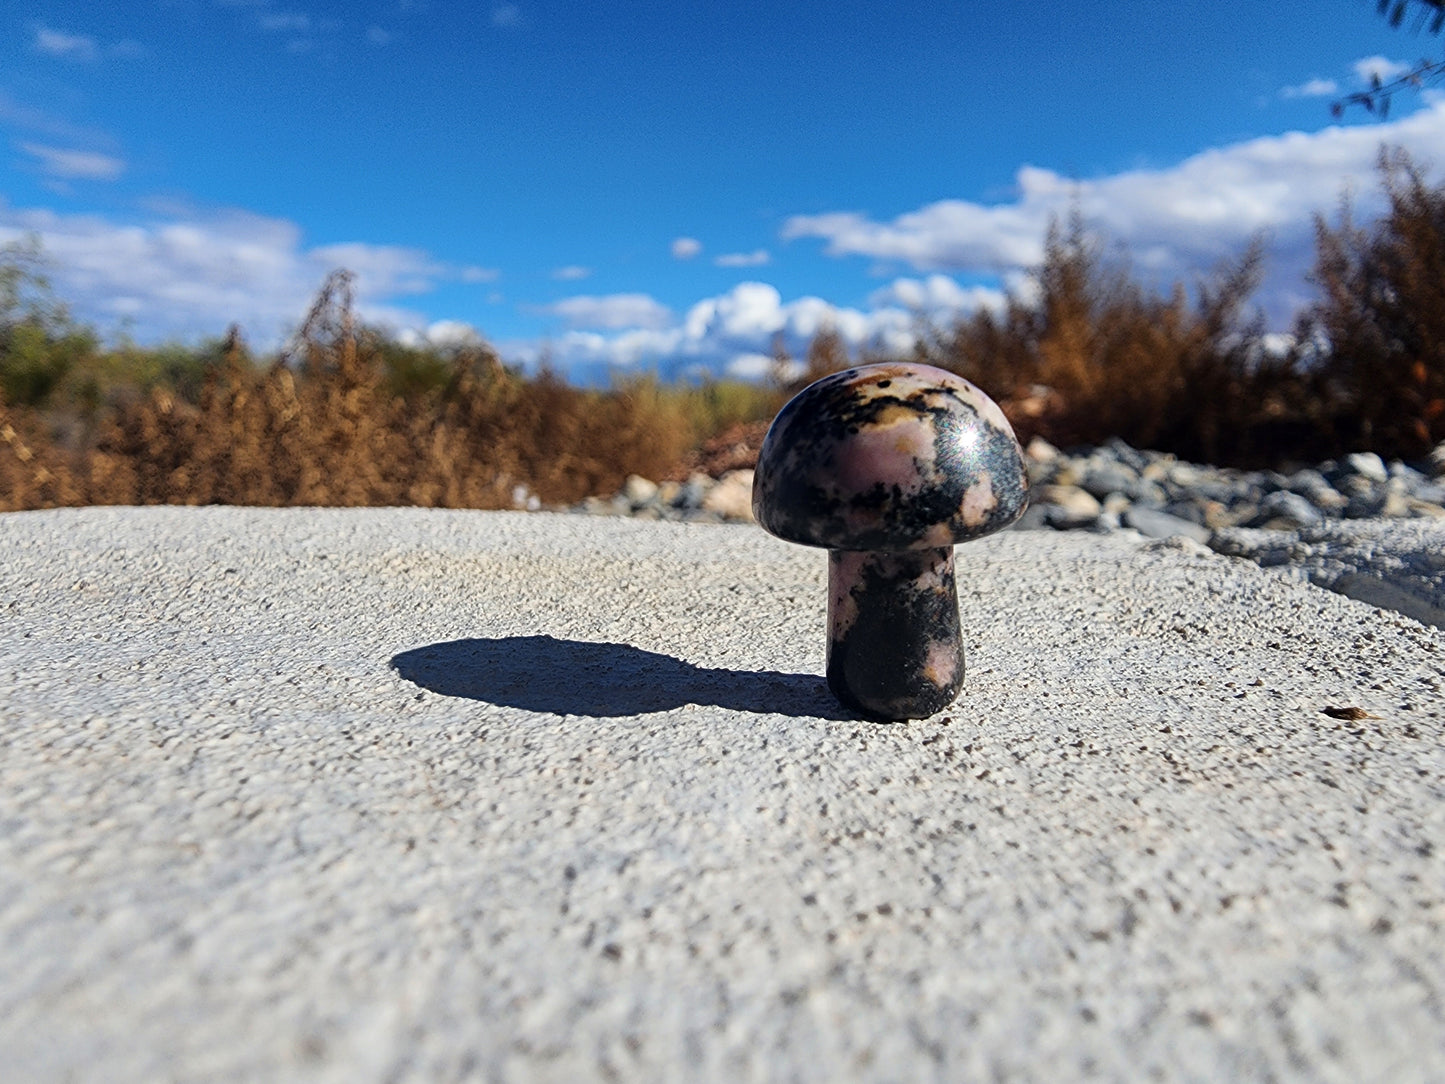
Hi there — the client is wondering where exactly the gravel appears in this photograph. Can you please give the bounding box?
[578,438,1445,628]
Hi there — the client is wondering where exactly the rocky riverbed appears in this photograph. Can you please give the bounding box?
[569,436,1445,537]
[565,437,1445,628]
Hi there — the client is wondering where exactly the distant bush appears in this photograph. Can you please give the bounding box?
[1301,147,1445,459]
[921,213,1322,466]
[0,271,783,511]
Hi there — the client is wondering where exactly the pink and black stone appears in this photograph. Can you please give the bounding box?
[752,362,1029,720]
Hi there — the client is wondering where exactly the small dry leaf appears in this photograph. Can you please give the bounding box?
[1321,706,1379,721]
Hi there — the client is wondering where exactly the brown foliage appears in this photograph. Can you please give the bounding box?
[924,213,1323,466]
[0,394,83,508]
[1303,148,1445,458]
[0,273,707,511]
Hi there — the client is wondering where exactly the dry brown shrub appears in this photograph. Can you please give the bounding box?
[1304,147,1445,459]
[0,394,83,510]
[923,214,1314,466]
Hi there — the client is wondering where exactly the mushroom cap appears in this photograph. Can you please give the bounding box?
[752,362,1029,552]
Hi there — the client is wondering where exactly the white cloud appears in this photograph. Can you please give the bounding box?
[424,320,483,348]
[551,264,591,281]
[461,265,500,283]
[310,241,444,296]
[18,142,126,181]
[507,280,929,379]
[784,98,1445,325]
[1281,77,1338,99]
[868,274,1005,317]
[367,26,393,45]
[0,199,462,345]
[542,293,673,330]
[492,4,522,27]
[723,353,780,381]
[1354,55,1412,85]
[714,248,770,267]
[670,236,702,260]
[32,26,98,61]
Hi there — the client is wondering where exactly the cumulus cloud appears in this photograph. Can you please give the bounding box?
[1354,56,1412,85]
[551,264,591,281]
[18,142,126,181]
[723,353,780,381]
[0,199,467,344]
[32,26,98,61]
[541,293,673,330]
[670,236,702,260]
[507,280,962,380]
[714,248,770,267]
[413,320,484,349]
[1281,77,1338,99]
[784,98,1445,325]
[867,274,1006,317]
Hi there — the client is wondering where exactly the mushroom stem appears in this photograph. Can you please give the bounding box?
[826,547,964,720]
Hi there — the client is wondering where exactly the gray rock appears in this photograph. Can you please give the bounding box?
[1024,435,1060,463]
[1287,468,1348,513]
[1130,480,1169,509]
[700,469,755,522]
[1345,451,1390,484]
[1162,500,1209,526]
[1034,484,1101,520]
[1088,511,1121,533]
[1347,489,1411,520]
[1121,506,1213,544]
[1408,498,1445,519]
[1252,490,1324,529]
[678,472,714,509]
[1080,463,1140,501]
[1178,478,1241,506]
[1286,467,1331,495]
[1100,436,1151,472]
[623,474,660,507]
[1166,462,1207,488]
[1011,502,1052,531]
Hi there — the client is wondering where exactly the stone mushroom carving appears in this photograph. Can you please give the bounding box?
[752,362,1029,720]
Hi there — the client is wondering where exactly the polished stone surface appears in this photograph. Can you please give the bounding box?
[752,363,1029,552]
[826,547,964,719]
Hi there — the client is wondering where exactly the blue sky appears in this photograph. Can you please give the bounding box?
[4,1,1445,382]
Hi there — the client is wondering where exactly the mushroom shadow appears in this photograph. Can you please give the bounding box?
[391,635,858,720]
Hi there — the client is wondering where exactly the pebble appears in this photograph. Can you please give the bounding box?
[568,438,1445,541]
